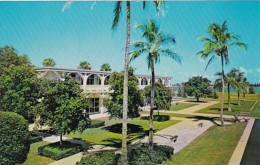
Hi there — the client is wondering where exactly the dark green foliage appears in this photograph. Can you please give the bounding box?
[184,76,212,102]
[76,144,174,165]
[128,144,174,165]
[249,86,255,94]
[42,58,56,67]
[0,111,30,164]
[36,77,91,144]
[89,120,105,128]
[0,45,31,73]
[0,46,38,121]
[141,115,170,122]
[38,141,83,160]
[29,132,43,144]
[107,68,143,118]
[76,151,120,165]
[143,83,172,110]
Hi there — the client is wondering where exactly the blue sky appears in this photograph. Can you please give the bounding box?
[0,2,259,84]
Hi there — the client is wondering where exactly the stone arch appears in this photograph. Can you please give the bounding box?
[87,74,101,85]
[157,78,163,84]
[104,75,110,85]
[68,72,84,85]
[141,78,148,85]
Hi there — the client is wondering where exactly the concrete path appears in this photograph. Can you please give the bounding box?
[140,119,214,153]
[228,119,255,165]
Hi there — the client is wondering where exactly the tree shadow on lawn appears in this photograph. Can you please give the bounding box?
[101,123,156,148]
[184,100,208,103]
[187,116,220,126]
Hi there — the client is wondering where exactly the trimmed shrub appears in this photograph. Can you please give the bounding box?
[29,132,42,144]
[38,141,83,160]
[89,120,105,128]
[0,111,30,164]
[141,115,170,122]
[128,144,174,165]
[76,151,120,165]
[77,144,174,165]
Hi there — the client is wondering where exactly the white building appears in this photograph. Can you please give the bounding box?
[36,67,172,115]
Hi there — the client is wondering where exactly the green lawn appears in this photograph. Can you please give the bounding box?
[140,111,196,118]
[170,102,197,111]
[67,118,180,147]
[22,141,54,165]
[251,102,260,118]
[197,100,256,116]
[163,123,246,165]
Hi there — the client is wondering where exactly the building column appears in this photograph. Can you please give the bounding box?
[99,94,106,114]
[83,76,88,93]
[147,78,151,85]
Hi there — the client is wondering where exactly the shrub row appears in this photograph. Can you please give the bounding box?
[38,141,83,160]
[89,120,105,128]
[141,115,170,122]
[77,144,174,165]
[29,132,42,143]
[76,151,120,165]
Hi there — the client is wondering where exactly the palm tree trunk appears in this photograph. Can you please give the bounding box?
[121,2,130,164]
[243,92,245,101]
[238,90,241,106]
[220,55,225,127]
[228,83,231,112]
[149,59,155,150]
[60,134,63,145]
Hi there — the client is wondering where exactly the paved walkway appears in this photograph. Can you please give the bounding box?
[139,118,214,153]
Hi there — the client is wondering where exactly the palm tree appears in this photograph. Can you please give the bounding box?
[130,20,180,149]
[112,2,163,163]
[198,21,246,126]
[78,61,91,70]
[234,72,248,106]
[42,58,56,67]
[100,63,111,71]
[215,68,239,111]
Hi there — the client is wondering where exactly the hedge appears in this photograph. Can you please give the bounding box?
[77,144,174,165]
[29,132,42,144]
[141,115,170,122]
[38,141,83,160]
[76,151,120,165]
[0,111,30,164]
[89,120,105,128]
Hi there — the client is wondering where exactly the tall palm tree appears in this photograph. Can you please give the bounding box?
[215,68,239,111]
[42,58,56,67]
[234,72,248,106]
[112,2,163,163]
[100,63,111,71]
[198,21,246,126]
[78,61,91,70]
[130,19,180,149]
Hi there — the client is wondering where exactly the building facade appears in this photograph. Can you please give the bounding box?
[36,67,172,115]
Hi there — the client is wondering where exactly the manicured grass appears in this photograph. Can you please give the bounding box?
[170,102,197,111]
[251,102,260,118]
[197,100,255,116]
[140,111,196,118]
[22,141,54,165]
[67,118,180,147]
[163,123,246,165]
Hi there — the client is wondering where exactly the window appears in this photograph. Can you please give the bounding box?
[87,74,101,85]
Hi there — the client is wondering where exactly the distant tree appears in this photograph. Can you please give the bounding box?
[249,86,255,94]
[107,68,143,119]
[143,83,172,115]
[184,76,212,102]
[0,65,39,121]
[36,77,91,145]
[78,61,91,70]
[42,58,56,67]
[100,63,111,71]
[0,111,30,164]
[0,45,31,73]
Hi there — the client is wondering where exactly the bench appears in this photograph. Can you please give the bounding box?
[198,122,203,128]
[234,112,250,123]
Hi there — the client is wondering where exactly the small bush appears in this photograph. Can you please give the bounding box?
[128,144,174,165]
[29,132,42,144]
[141,115,170,122]
[89,120,105,128]
[0,111,30,164]
[76,151,120,165]
[38,141,83,160]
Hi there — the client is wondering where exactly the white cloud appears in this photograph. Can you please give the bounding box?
[239,66,247,73]
[91,1,97,10]
[256,69,260,73]
[62,1,73,12]
[248,69,253,73]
